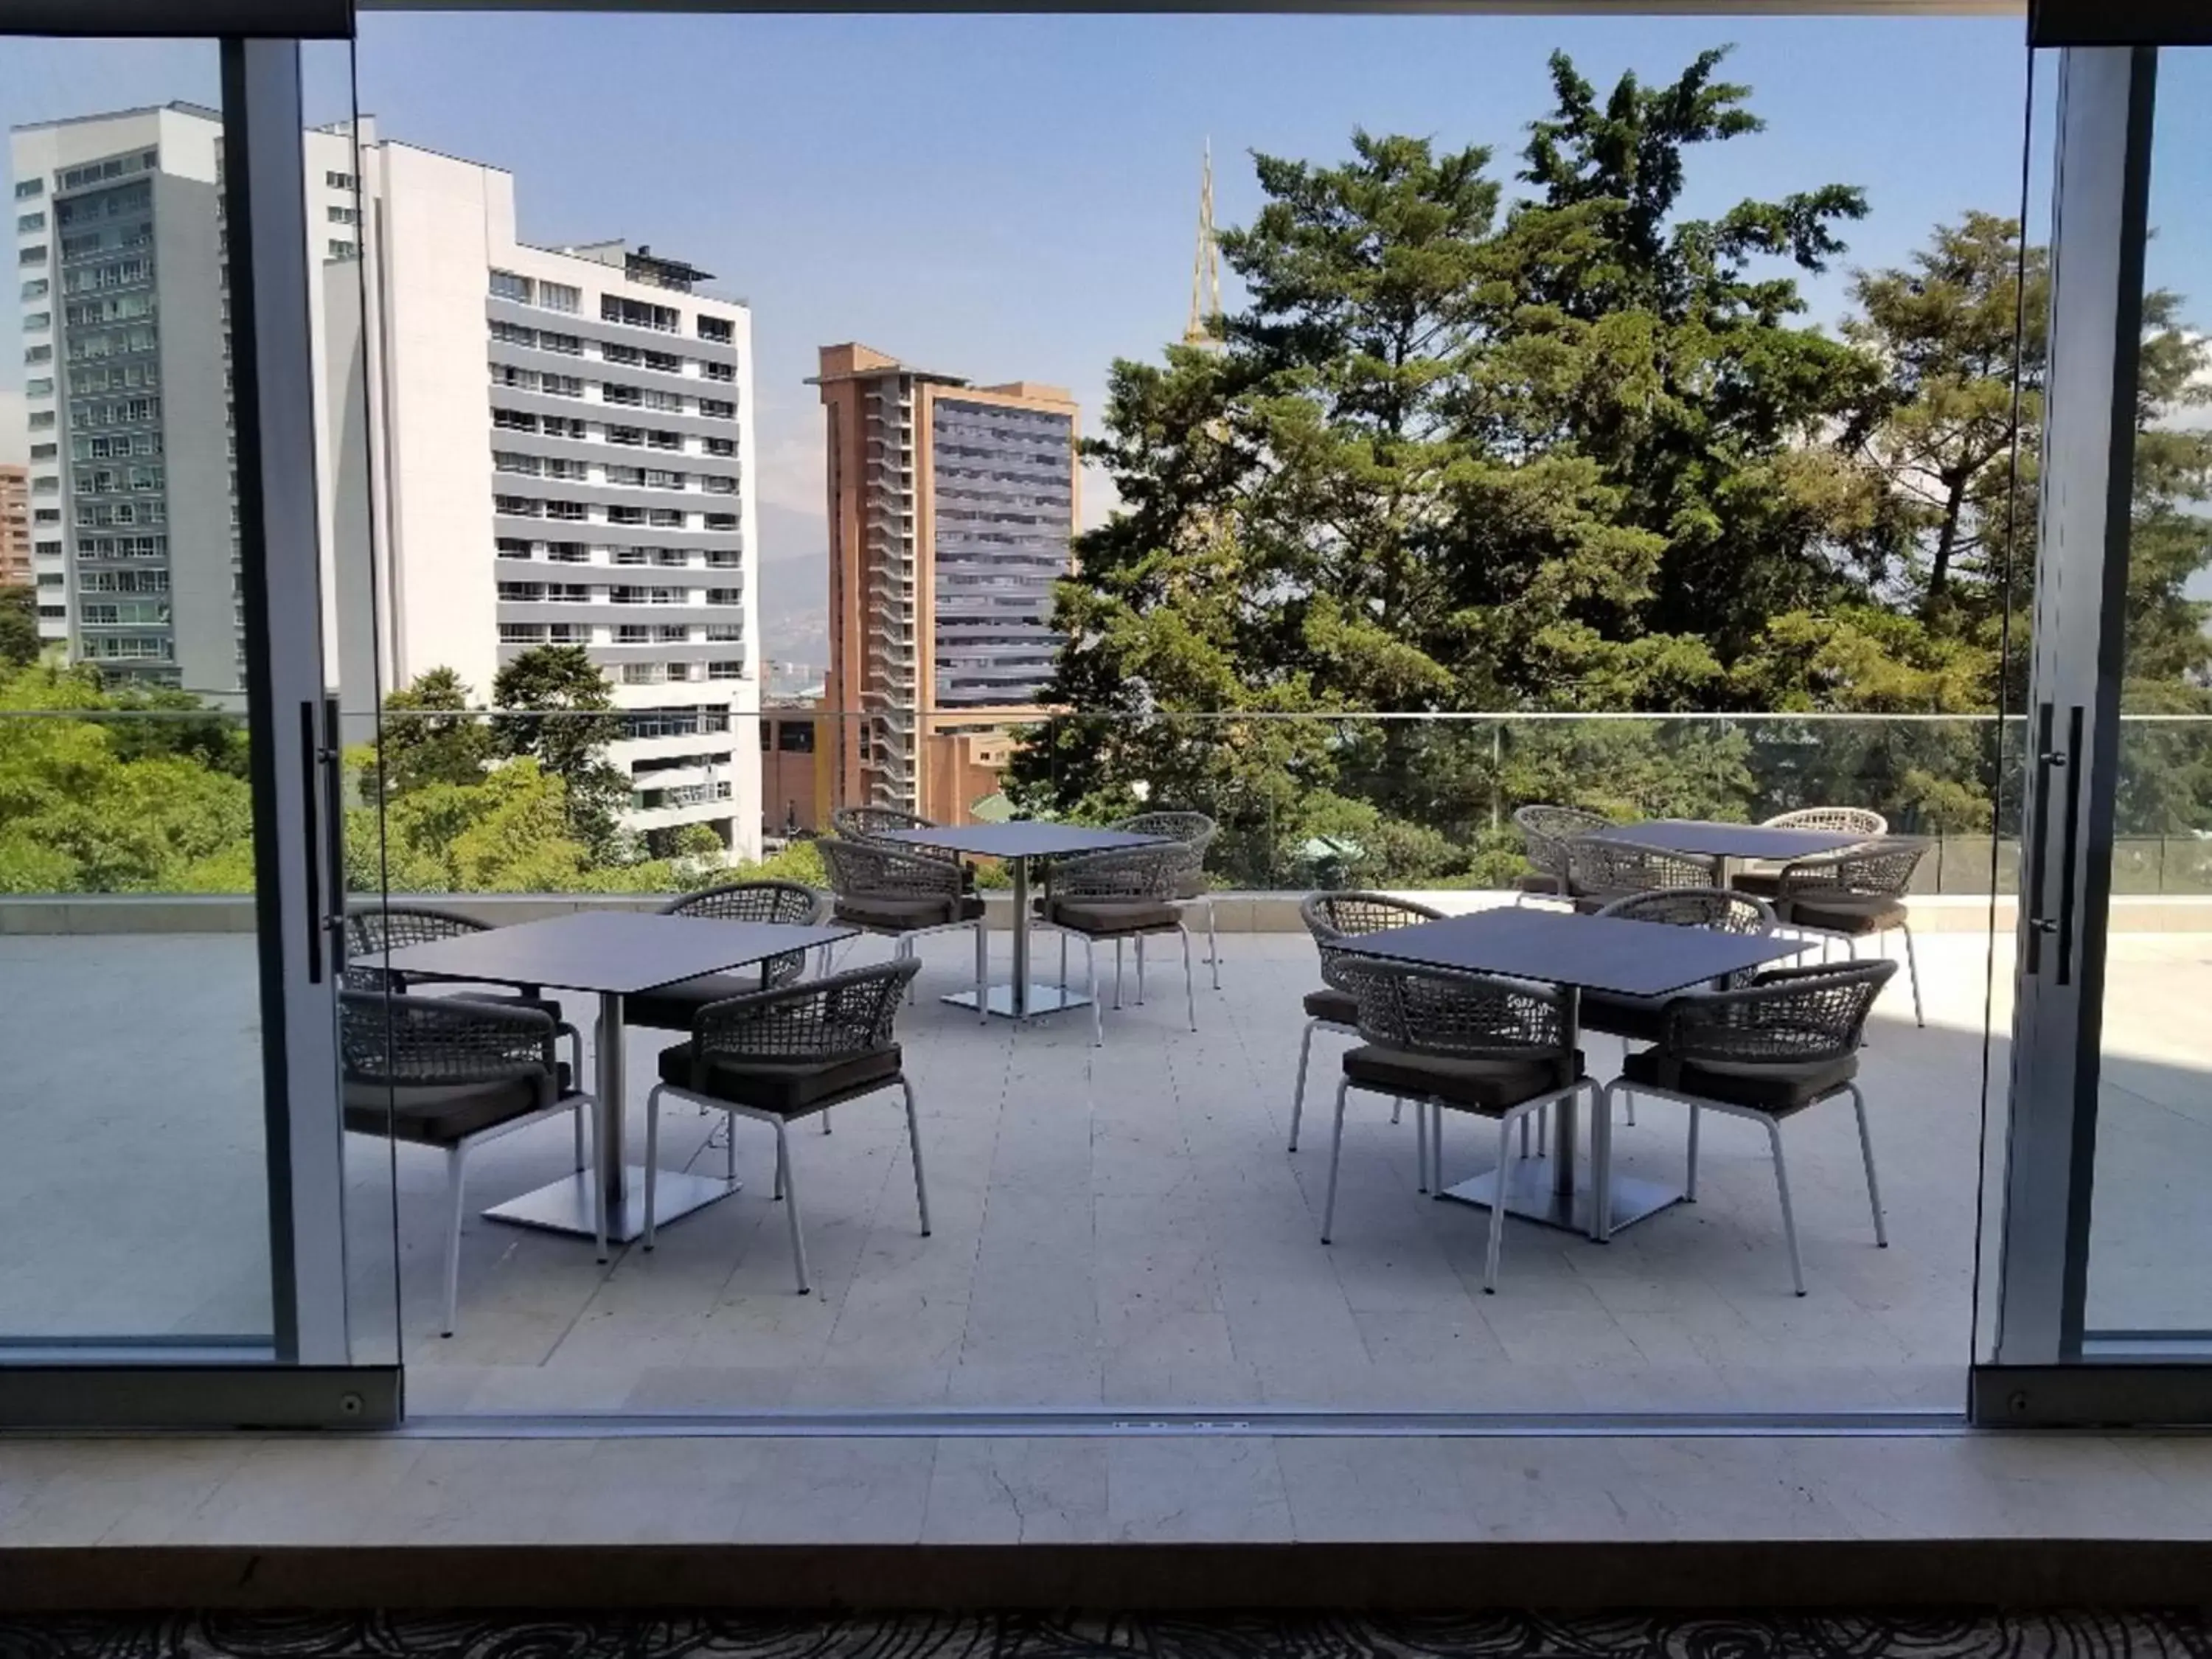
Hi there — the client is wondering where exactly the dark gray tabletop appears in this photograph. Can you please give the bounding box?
[373,911,856,996]
[1591,818,1870,862]
[876,823,1171,860]
[1344,907,1807,999]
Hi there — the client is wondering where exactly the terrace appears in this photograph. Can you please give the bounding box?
[8,899,2205,1419]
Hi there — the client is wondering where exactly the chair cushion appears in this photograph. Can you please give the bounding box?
[655,1041,903,1118]
[1620,1046,1858,1114]
[624,971,780,1033]
[342,1063,569,1147]
[1304,987,1360,1026]
[834,893,985,931]
[1782,894,1907,935]
[1044,898,1183,936]
[1578,990,1669,1043]
[1516,872,1566,895]
[1728,870,1782,898]
[1342,1045,1582,1116]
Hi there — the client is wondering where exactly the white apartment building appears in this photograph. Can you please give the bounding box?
[324,131,763,857]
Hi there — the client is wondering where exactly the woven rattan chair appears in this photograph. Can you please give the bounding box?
[1115,810,1223,989]
[1319,954,1596,1293]
[1036,841,1201,1046]
[1512,804,1611,903]
[642,959,928,1294]
[622,880,832,1034]
[1733,807,1891,897]
[820,836,988,1023]
[830,805,974,889]
[339,990,592,1336]
[1290,891,1444,1150]
[1565,835,1720,914]
[344,903,587,1169]
[1771,837,1930,1027]
[1598,959,1895,1293]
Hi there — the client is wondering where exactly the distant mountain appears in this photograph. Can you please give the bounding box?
[756,501,829,672]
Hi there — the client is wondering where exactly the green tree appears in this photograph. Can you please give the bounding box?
[490,645,630,860]
[0,586,41,672]
[372,666,493,800]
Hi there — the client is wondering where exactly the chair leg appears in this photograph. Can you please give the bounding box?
[1850,1084,1888,1247]
[572,1093,588,1175]
[1900,922,1925,1028]
[1114,939,1124,1010]
[642,1083,664,1250]
[1685,1101,1700,1202]
[1623,1087,1636,1128]
[1591,1084,1613,1243]
[773,1133,785,1202]
[1321,1079,1352,1244]
[901,1077,932,1237]
[1392,1099,1402,1126]
[1483,1115,1512,1293]
[1289,1018,1319,1151]
[973,918,989,1026]
[728,1098,740,1182]
[1179,926,1197,1032]
[1060,930,1068,990]
[1135,933,1147,1004]
[1206,897,1221,990]
[1415,1088,1430,1194]
[1085,936,1104,1048]
[1767,1119,1806,1296]
[774,1119,811,1294]
[440,1145,467,1338]
[1429,1099,1444,1191]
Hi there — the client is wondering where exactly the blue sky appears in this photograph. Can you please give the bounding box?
[4,13,2064,659]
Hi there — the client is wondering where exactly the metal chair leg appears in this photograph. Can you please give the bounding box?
[900,1077,931,1237]
[1483,1115,1512,1293]
[1178,925,1197,1031]
[1085,936,1104,1047]
[1900,922,1925,1028]
[572,1092,588,1175]
[642,1083,664,1249]
[1685,1100,1700,1201]
[1060,931,1068,989]
[728,1097,740,1181]
[973,917,989,1026]
[1850,1084,1888,1246]
[1767,1119,1806,1296]
[1135,933,1147,1004]
[1590,1083,1613,1243]
[1429,1099,1444,1191]
[1289,1017,1319,1151]
[773,1133,785,1201]
[1206,897,1221,990]
[1415,1088,1430,1194]
[1392,1099,1402,1125]
[440,1144,467,1338]
[1321,1078,1352,1244]
[1114,939,1124,1009]
[775,1119,811,1294]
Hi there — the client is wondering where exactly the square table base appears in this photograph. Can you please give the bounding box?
[943,982,1096,1019]
[484,1166,739,1246]
[1438,1158,1684,1237]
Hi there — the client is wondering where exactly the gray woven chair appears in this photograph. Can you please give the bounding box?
[343,903,586,1168]
[1037,841,1201,1046]
[1319,954,1594,1292]
[1116,810,1223,988]
[830,804,974,889]
[1733,807,1891,897]
[1291,890,1444,1151]
[1772,837,1930,1027]
[819,837,988,1023]
[1512,804,1610,902]
[1599,959,1895,1293]
[642,959,928,1295]
[623,879,832,1034]
[1565,835,1720,913]
[339,990,592,1337]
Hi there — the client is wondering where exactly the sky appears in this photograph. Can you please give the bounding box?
[0,13,2080,667]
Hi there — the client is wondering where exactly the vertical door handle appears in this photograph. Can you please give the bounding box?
[299,700,324,985]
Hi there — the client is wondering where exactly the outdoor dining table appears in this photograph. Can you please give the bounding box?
[1588,818,1871,888]
[874,821,1173,1020]
[378,909,855,1252]
[1342,905,1807,1238]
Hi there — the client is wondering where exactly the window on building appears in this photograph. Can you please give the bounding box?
[703,361,735,383]
[698,316,734,345]
[20,246,48,267]
[22,310,49,331]
[490,269,532,303]
[546,500,588,521]
[704,622,742,641]
[545,540,588,562]
[29,442,55,461]
[499,624,549,644]
[540,374,583,398]
[704,512,737,532]
[704,437,737,458]
[494,494,542,517]
[602,295,680,333]
[21,277,48,302]
[606,425,644,447]
[647,509,685,528]
[538,280,580,314]
[493,451,542,476]
[327,205,358,225]
[643,349,683,374]
[700,398,737,420]
[17,212,45,234]
[25,343,52,364]
[496,537,534,557]
[647,429,683,451]
[701,474,737,495]
[602,384,643,408]
[706,588,742,606]
[605,465,645,487]
[644,469,686,490]
[327,240,356,260]
[324,170,356,191]
[613,546,648,565]
[776,716,812,747]
[493,408,538,432]
[538,330,584,355]
[15,178,43,200]
[497,581,545,602]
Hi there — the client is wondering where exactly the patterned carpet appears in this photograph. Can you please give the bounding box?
[0,1612,2207,1659]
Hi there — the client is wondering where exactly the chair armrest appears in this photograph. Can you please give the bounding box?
[690,959,920,1062]
[1660,960,1894,1066]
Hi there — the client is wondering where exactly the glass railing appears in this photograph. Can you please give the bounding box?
[10,688,2212,902]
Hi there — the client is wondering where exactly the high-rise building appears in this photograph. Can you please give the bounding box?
[0,464,29,588]
[810,343,1077,822]
[10,104,360,695]
[327,134,762,856]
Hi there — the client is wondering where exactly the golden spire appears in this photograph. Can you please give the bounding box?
[1183,139,1222,349]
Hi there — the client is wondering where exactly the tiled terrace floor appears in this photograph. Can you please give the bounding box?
[3,917,2208,1416]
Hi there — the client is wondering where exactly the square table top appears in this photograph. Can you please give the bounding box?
[1590,818,1872,862]
[1343,906,1807,1000]
[875,822,1172,860]
[372,911,857,997]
